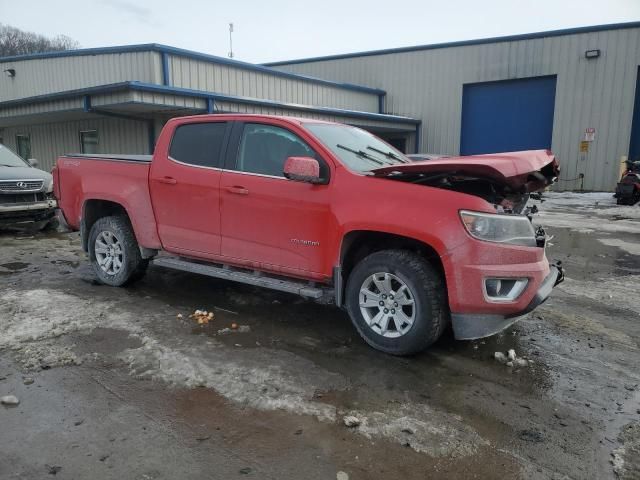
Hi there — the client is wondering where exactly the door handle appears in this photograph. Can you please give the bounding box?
[226,186,249,195]
[158,176,177,185]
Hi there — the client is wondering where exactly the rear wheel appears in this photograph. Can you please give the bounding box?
[345,250,447,355]
[88,215,148,286]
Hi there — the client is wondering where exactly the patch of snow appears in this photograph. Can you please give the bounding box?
[532,192,640,232]
[0,289,142,348]
[598,238,640,256]
[123,336,341,422]
[558,275,640,314]
[1,287,488,457]
[535,211,640,235]
[536,192,615,209]
[352,404,488,457]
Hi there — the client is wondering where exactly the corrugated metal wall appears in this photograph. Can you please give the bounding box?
[0,52,160,102]
[1,117,150,172]
[272,28,640,191]
[213,99,416,133]
[168,56,379,113]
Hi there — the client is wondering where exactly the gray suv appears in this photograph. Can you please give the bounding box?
[0,143,57,229]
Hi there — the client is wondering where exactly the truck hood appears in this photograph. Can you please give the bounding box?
[0,165,52,182]
[372,149,559,192]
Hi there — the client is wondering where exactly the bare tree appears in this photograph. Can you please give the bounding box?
[0,24,80,57]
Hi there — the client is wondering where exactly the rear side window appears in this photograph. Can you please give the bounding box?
[169,122,227,167]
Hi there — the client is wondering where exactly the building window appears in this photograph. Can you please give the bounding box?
[80,130,99,154]
[15,134,31,160]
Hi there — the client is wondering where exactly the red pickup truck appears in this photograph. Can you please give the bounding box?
[54,114,563,355]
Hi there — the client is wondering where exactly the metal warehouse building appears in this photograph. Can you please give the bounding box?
[0,45,419,172]
[266,22,640,192]
[1,22,640,191]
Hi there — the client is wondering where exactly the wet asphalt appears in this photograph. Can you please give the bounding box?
[1,195,639,480]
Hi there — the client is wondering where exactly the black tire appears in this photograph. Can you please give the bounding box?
[88,215,148,286]
[345,250,447,355]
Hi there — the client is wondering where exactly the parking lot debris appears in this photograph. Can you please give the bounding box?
[176,313,183,319]
[1,395,19,406]
[23,377,34,385]
[46,465,62,475]
[217,325,251,335]
[343,415,361,428]
[495,350,529,368]
[337,472,349,480]
[189,309,214,325]
[494,352,508,364]
[239,467,252,475]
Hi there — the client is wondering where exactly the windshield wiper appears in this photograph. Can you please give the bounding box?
[367,146,409,163]
[0,164,20,167]
[336,144,384,165]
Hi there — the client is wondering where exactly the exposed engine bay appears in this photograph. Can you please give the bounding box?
[372,150,559,214]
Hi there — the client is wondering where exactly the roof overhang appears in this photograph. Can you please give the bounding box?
[0,81,420,131]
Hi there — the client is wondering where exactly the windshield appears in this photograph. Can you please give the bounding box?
[0,144,29,167]
[304,123,410,173]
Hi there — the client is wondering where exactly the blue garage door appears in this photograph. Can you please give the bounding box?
[461,76,557,155]
[629,66,640,162]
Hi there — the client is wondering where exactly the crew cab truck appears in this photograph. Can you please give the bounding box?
[54,114,563,355]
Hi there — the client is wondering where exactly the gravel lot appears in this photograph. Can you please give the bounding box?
[1,193,639,480]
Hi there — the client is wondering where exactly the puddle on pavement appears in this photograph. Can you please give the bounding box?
[69,327,143,356]
[0,261,30,271]
[545,226,640,277]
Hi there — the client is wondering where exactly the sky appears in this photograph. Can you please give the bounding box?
[1,0,639,64]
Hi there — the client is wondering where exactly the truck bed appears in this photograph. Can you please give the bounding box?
[55,154,161,249]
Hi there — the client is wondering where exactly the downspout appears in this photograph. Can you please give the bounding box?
[414,122,422,154]
[206,97,215,114]
[378,93,385,114]
[161,52,170,86]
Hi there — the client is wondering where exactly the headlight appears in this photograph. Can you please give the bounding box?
[44,177,53,193]
[460,210,536,247]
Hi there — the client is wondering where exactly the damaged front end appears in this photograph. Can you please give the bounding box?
[371,149,559,214]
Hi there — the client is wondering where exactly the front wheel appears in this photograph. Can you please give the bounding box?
[345,250,447,355]
[88,215,148,286]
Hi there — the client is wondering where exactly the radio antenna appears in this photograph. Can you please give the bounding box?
[228,23,234,58]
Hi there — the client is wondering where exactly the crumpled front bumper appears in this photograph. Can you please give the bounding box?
[0,199,57,226]
[451,262,564,340]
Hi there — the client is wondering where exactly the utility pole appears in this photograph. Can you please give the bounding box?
[228,23,234,58]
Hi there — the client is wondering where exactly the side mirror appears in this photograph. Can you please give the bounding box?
[27,158,38,167]
[283,156,325,184]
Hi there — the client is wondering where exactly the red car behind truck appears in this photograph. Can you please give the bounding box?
[54,114,563,355]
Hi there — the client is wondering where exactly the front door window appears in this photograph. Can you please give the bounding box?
[236,124,316,177]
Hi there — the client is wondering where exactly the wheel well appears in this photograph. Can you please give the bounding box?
[340,231,445,284]
[81,200,128,252]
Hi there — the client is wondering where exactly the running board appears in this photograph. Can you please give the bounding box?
[152,256,333,302]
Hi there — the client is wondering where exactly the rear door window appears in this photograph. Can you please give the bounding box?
[169,122,228,168]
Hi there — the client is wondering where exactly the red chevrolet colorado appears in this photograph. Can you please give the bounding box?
[54,114,563,355]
